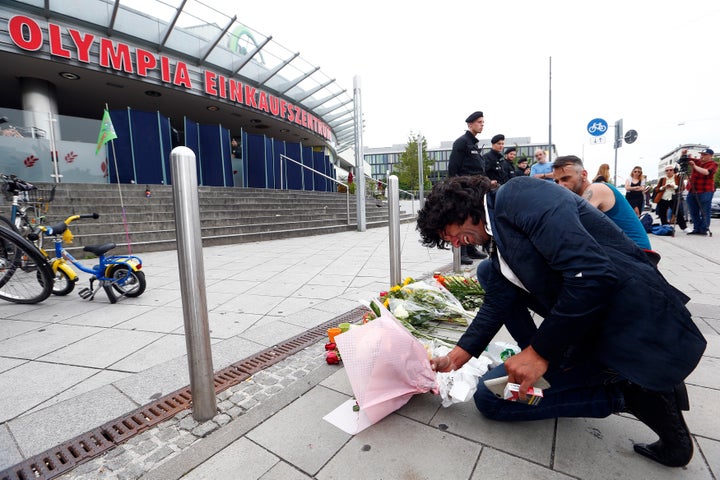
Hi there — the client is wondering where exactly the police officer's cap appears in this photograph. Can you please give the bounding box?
[465,111,484,123]
[491,134,505,144]
[505,146,517,155]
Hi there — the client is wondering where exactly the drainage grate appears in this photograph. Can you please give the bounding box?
[0,306,369,480]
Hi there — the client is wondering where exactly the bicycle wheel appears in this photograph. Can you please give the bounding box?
[0,225,52,303]
[108,265,146,297]
[52,268,76,296]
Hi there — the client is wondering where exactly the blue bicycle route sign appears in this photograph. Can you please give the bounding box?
[587,118,608,137]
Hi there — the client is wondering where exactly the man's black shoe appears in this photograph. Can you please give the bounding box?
[686,230,707,235]
[621,382,693,467]
[466,246,487,259]
[460,256,473,265]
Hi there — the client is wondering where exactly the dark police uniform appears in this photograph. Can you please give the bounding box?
[448,131,484,177]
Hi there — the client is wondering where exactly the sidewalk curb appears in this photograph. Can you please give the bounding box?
[139,363,337,480]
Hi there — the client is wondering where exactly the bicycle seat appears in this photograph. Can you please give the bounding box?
[84,243,116,256]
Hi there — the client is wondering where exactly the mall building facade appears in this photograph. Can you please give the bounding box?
[0,0,356,191]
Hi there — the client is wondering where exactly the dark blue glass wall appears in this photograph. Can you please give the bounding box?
[107,110,334,190]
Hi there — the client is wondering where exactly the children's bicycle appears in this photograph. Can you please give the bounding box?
[31,213,146,303]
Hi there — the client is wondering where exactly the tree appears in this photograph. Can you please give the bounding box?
[391,133,432,192]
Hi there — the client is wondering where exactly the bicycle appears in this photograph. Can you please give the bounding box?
[31,213,146,303]
[1,173,56,245]
[0,223,53,304]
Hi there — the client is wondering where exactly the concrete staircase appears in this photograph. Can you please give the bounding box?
[30,183,415,254]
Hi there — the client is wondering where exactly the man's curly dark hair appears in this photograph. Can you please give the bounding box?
[416,175,492,249]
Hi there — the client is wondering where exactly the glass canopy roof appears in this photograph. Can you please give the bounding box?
[13,0,356,152]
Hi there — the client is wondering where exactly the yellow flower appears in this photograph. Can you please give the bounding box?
[384,298,389,307]
[390,285,401,293]
[403,277,414,286]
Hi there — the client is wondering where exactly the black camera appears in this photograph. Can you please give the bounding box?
[677,153,689,170]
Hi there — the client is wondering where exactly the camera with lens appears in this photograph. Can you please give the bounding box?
[677,150,690,170]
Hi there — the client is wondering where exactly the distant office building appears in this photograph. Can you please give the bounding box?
[365,137,556,184]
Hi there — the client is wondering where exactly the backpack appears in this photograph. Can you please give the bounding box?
[639,213,653,233]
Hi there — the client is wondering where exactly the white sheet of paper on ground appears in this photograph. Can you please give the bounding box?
[323,398,374,435]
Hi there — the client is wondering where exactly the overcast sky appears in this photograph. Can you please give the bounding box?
[208,0,720,182]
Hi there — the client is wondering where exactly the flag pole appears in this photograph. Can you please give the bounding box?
[104,103,133,255]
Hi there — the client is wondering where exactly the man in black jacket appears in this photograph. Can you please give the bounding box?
[419,175,706,468]
[447,111,488,263]
[482,134,513,186]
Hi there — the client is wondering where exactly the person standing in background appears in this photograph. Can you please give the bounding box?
[515,157,530,177]
[593,163,611,183]
[655,166,680,227]
[530,149,553,181]
[684,148,718,236]
[447,111,488,263]
[481,134,508,186]
[625,166,646,217]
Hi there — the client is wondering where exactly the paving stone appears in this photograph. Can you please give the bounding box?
[177,416,199,431]
[247,386,351,476]
[318,413,480,480]
[191,421,219,437]
[472,447,574,479]
[430,398,554,466]
[178,438,278,480]
[554,415,712,479]
[144,445,175,465]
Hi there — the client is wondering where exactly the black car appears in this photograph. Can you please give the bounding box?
[711,190,720,218]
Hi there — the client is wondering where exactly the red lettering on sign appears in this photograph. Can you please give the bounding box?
[136,49,156,76]
[204,71,218,95]
[48,23,71,58]
[293,106,302,125]
[217,74,226,98]
[99,38,133,73]
[244,86,257,108]
[8,16,42,51]
[68,29,94,63]
[173,62,192,88]
[269,96,279,115]
[257,91,269,112]
[228,79,243,103]
[161,57,171,82]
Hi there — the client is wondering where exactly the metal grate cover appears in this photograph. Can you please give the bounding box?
[0,306,369,480]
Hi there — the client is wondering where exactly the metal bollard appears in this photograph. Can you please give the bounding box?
[452,246,462,273]
[388,175,401,286]
[170,146,217,421]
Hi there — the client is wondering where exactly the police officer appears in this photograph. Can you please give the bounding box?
[448,111,488,263]
[482,134,513,186]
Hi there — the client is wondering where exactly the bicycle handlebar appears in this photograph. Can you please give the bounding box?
[32,213,99,237]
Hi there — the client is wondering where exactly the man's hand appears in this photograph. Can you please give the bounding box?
[504,346,549,400]
[430,346,472,373]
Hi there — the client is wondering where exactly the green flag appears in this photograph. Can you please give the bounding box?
[96,109,117,154]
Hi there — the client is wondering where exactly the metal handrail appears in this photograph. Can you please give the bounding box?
[279,154,350,225]
[370,176,416,216]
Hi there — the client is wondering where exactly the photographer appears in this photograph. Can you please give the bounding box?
[682,148,718,236]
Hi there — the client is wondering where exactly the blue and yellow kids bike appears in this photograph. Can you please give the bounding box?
[31,213,146,303]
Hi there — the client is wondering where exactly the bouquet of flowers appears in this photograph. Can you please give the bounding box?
[380,277,475,328]
[433,274,485,311]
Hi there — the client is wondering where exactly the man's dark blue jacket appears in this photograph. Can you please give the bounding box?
[457,177,706,390]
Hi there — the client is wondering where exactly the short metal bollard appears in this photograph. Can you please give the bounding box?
[388,175,401,286]
[170,146,217,421]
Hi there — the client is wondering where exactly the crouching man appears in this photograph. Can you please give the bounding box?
[418,175,706,467]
